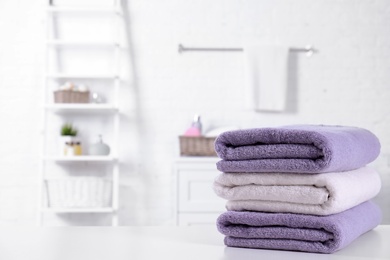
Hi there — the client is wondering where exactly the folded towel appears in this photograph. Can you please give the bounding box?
[216,201,381,254]
[213,167,381,215]
[244,44,289,112]
[215,125,380,173]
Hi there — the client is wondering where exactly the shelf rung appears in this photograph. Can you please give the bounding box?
[46,6,121,14]
[42,207,114,213]
[47,73,118,79]
[44,104,119,113]
[43,156,117,162]
[47,40,119,47]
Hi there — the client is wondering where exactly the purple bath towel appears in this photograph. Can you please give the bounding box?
[215,125,380,173]
[216,201,381,254]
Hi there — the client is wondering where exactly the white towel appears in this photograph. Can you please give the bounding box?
[213,167,381,215]
[244,44,289,112]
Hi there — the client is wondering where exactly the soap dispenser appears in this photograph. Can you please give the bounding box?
[192,114,202,134]
[89,135,110,156]
[184,114,202,137]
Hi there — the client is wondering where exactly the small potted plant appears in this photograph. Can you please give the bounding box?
[60,123,78,155]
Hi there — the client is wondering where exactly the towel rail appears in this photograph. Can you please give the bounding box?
[178,44,318,56]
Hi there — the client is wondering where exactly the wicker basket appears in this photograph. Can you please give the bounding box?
[179,136,217,156]
[54,90,90,103]
[46,177,112,208]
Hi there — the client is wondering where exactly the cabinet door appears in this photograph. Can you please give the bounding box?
[177,167,226,212]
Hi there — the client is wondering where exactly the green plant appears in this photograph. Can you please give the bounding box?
[61,123,78,136]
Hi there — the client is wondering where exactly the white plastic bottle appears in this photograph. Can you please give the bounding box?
[192,114,202,135]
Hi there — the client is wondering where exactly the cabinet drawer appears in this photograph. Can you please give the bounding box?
[177,168,225,212]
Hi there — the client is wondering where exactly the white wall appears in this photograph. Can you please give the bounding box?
[0,0,389,226]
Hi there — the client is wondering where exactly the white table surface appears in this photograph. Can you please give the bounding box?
[0,225,389,260]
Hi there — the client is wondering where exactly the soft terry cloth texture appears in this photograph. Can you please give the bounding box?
[244,44,289,112]
[216,201,381,254]
[215,125,380,173]
[213,167,381,215]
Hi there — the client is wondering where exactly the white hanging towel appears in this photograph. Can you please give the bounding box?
[244,44,289,112]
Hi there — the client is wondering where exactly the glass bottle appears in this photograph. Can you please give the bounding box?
[64,142,74,156]
[73,142,82,155]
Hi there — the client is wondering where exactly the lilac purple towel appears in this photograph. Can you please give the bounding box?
[216,201,381,254]
[215,125,380,173]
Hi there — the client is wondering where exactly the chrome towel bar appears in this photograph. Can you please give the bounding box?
[178,44,318,56]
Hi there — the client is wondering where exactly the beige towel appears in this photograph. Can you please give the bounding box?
[213,167,381,215]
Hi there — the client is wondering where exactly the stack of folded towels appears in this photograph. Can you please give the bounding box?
[213,125,382,254]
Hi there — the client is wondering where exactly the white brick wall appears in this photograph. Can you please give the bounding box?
[0,0,389,226]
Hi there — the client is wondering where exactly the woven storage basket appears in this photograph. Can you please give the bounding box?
[46,177,112,208]
[179,136,217,156]
[54,90,90,103]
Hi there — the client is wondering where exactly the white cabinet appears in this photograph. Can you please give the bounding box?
[174,157,225,226]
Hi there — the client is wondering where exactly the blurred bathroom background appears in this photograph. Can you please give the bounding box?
[0,0,389,226]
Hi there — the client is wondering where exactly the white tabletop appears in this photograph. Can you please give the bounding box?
[0,225,389,260]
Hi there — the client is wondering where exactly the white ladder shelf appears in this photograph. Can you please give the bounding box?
[38,0,123,226]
